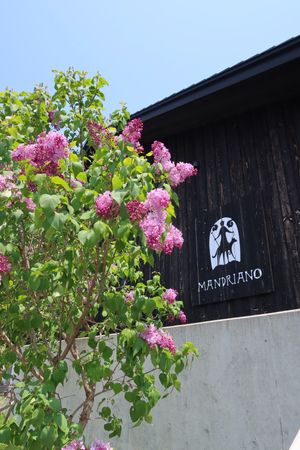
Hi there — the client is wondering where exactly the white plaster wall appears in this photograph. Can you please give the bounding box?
[62,309,300,450]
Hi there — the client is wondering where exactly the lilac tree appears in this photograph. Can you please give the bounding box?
[0,69,198,449]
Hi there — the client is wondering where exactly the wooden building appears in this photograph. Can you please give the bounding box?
[133,35,300,323]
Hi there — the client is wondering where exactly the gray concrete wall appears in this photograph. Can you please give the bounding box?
[62,310,300,450]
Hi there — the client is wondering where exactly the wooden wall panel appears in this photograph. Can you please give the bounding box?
[150,97,300,323]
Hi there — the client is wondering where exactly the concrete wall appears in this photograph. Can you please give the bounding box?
[63,310,300,450]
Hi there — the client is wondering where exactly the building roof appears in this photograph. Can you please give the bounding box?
[133,35,300,143]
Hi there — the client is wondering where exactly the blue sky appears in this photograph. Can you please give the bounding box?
[1,0,300,116]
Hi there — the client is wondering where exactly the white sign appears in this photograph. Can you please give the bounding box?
[209,217,241,270]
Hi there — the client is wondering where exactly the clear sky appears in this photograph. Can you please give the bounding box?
[1,0,300,116]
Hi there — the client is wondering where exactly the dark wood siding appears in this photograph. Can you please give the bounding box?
[149,97,300,323]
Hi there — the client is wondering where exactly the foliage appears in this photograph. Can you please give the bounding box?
[0,69,198,449]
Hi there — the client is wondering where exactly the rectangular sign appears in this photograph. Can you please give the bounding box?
[193,193,274,305]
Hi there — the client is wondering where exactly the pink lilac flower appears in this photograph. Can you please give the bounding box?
[162,224,184,255]
[169,165,181,188]
[24,197,36,211]
[120,118,143,152]
[163,288,178,304]
[27,181,37,192]
[12,131,69,176]
[178,310,187,324]
[0,254,11,275]
[151,141,173,172]
[140,324,176,355]
[140,210,166,251]
[158,329,177,354]
[0,173,16,192]
[87,121,116,148]
[95,191,119,219]
[126,200,147,222]
[0,175,7,191]
[90,439,113,450]
[61,439,86,450]
[169,163,198,188]
[144,188,170,212]
[167,314,175,324]
[125,290,135,303]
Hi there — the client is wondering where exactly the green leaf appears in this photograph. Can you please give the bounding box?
[0,428,12,444]
[54,413,68,433]
[39,194,60,212]
[112,174,123,190]
[47,212,67,231]
[85,360,103,383]
[94,221,110,240]
[48,397,61,411]
[39,425,58,448]
[50,176,72,192]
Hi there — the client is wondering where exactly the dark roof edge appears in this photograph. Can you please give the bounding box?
[132,35,300,121]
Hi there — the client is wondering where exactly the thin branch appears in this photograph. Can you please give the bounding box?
[0,331,44,382]
[59,242,109,362]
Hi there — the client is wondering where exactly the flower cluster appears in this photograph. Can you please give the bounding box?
[151,140,198,187]
[87,121,116,148]
[125,290,135,303]
[62,440,86,450]
[95,191,120,219]
[12,131,69,176]
[161,224,184,255]
[0,253,11,282]
[91,439,113,450]
[163,288,178,304]
[24,197,36,211]
[120,118,143,152]
[140,210,167,251]
[0,253,11,275]
[0,173,16,191]
[169,162,198,188]
[152,140,173,172]
[126,200,146,222]
[126,189,183,254]
[144,188,170,212]
[178,310,187,324]
[140,324,176,355]
[62,439,112,450]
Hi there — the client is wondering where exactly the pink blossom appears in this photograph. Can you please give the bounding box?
[0,254,11,275]
[24,197,36,211]
[167,314,175,324]
[90,439,113,450]
[144,188,170,212]
[27,181,37,192]
[169,162,197,187]
[140,210,166,251]
[87,121,116,147]
[12,131,69,176]
[95,191,119,219]
[162,224,184,254]
[152,140,173,172]
[163,288,178,304]
[121,118,143,152]
[61,440,86,450]
[0,173,16,192]
[125,291,135,303]
[169,165,181,187]
[126,200,146,222]
[0,175,7,191]
[12,143,36,162]
[140,324,176,355]
[178,310,187,324]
